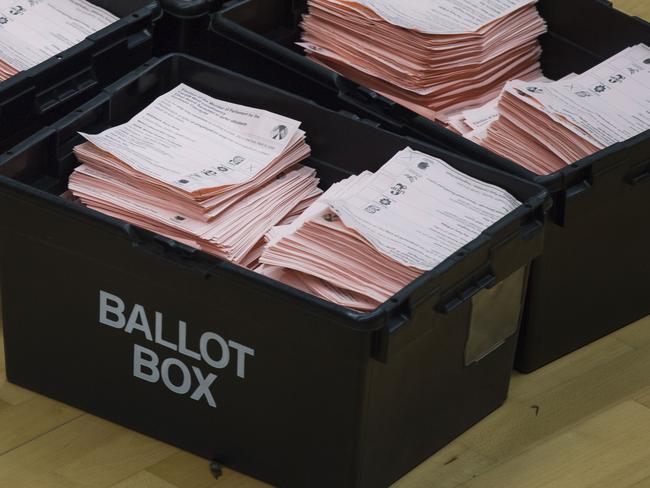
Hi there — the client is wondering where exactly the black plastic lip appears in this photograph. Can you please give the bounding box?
[0,53,549,332]
[159,0,218,18]
[436,124,650,191]
[89,2,163,38]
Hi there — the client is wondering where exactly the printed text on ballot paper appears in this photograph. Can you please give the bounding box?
[99,291,255,408]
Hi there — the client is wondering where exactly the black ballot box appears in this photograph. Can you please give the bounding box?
[0,1,165,154]
[0,54,549,488]
[178,0,650,372]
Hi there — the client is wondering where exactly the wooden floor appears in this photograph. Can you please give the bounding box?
[2,1,650,487]
[613,0,649,17]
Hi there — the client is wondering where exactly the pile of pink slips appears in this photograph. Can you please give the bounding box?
[258,147,521,311]
[461,44,650,174]
[69,84,320,266]
[299,0,547,123]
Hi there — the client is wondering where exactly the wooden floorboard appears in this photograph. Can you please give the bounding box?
[1,1,649,486]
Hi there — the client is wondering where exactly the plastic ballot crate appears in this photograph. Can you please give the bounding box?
[0,0,164,154]
[0,54,548,488]
[192,0,650,372]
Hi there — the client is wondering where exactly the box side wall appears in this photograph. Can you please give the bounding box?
[0,185,373,488]
[361,327,516,488]
[516,146,650,371]
[357,241,533,487]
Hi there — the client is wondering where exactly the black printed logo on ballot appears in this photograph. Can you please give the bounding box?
[98,291,255,408]
[271,125,288,140]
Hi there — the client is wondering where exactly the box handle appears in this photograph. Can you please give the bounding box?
[335,80,412,132]
[565,180,592,199]
[627,161,650,186]
[36,67,98,114]
[123,224,199,260]
[436,272,496,314]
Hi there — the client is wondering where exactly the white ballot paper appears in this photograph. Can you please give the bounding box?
[327,147,521,270]
[507,44,650,148]
[344,0,537,35]
[0,0,118,74]
[81,83,305,196]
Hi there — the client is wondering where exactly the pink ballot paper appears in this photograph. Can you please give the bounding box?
[467,44,650,175]
[0,0,118,81]
[259,147,521,311]
[68,84,321,265]
[299,0,547,123]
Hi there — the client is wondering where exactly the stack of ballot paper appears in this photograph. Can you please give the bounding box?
[300,0,547,123]
[465,44,650,175]
[0,0,118,81]
[68,84,321,266]
[258,148,521,311]
[446,74,558,135]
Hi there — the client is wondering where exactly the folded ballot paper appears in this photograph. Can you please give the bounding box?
[69,84,321,265]
[299,0,547,123]
[258,148,521,311]
[0,0,118,81]
[460,44,650,174]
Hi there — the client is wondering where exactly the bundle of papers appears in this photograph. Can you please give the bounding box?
[446,73,557,135]
[464,44,650,175]
[299,0,547,123]
[258,147,521,311]
[69,84,320,265]
[0,0,118,81]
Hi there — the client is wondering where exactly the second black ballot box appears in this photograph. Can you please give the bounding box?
[185,0,650,372]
